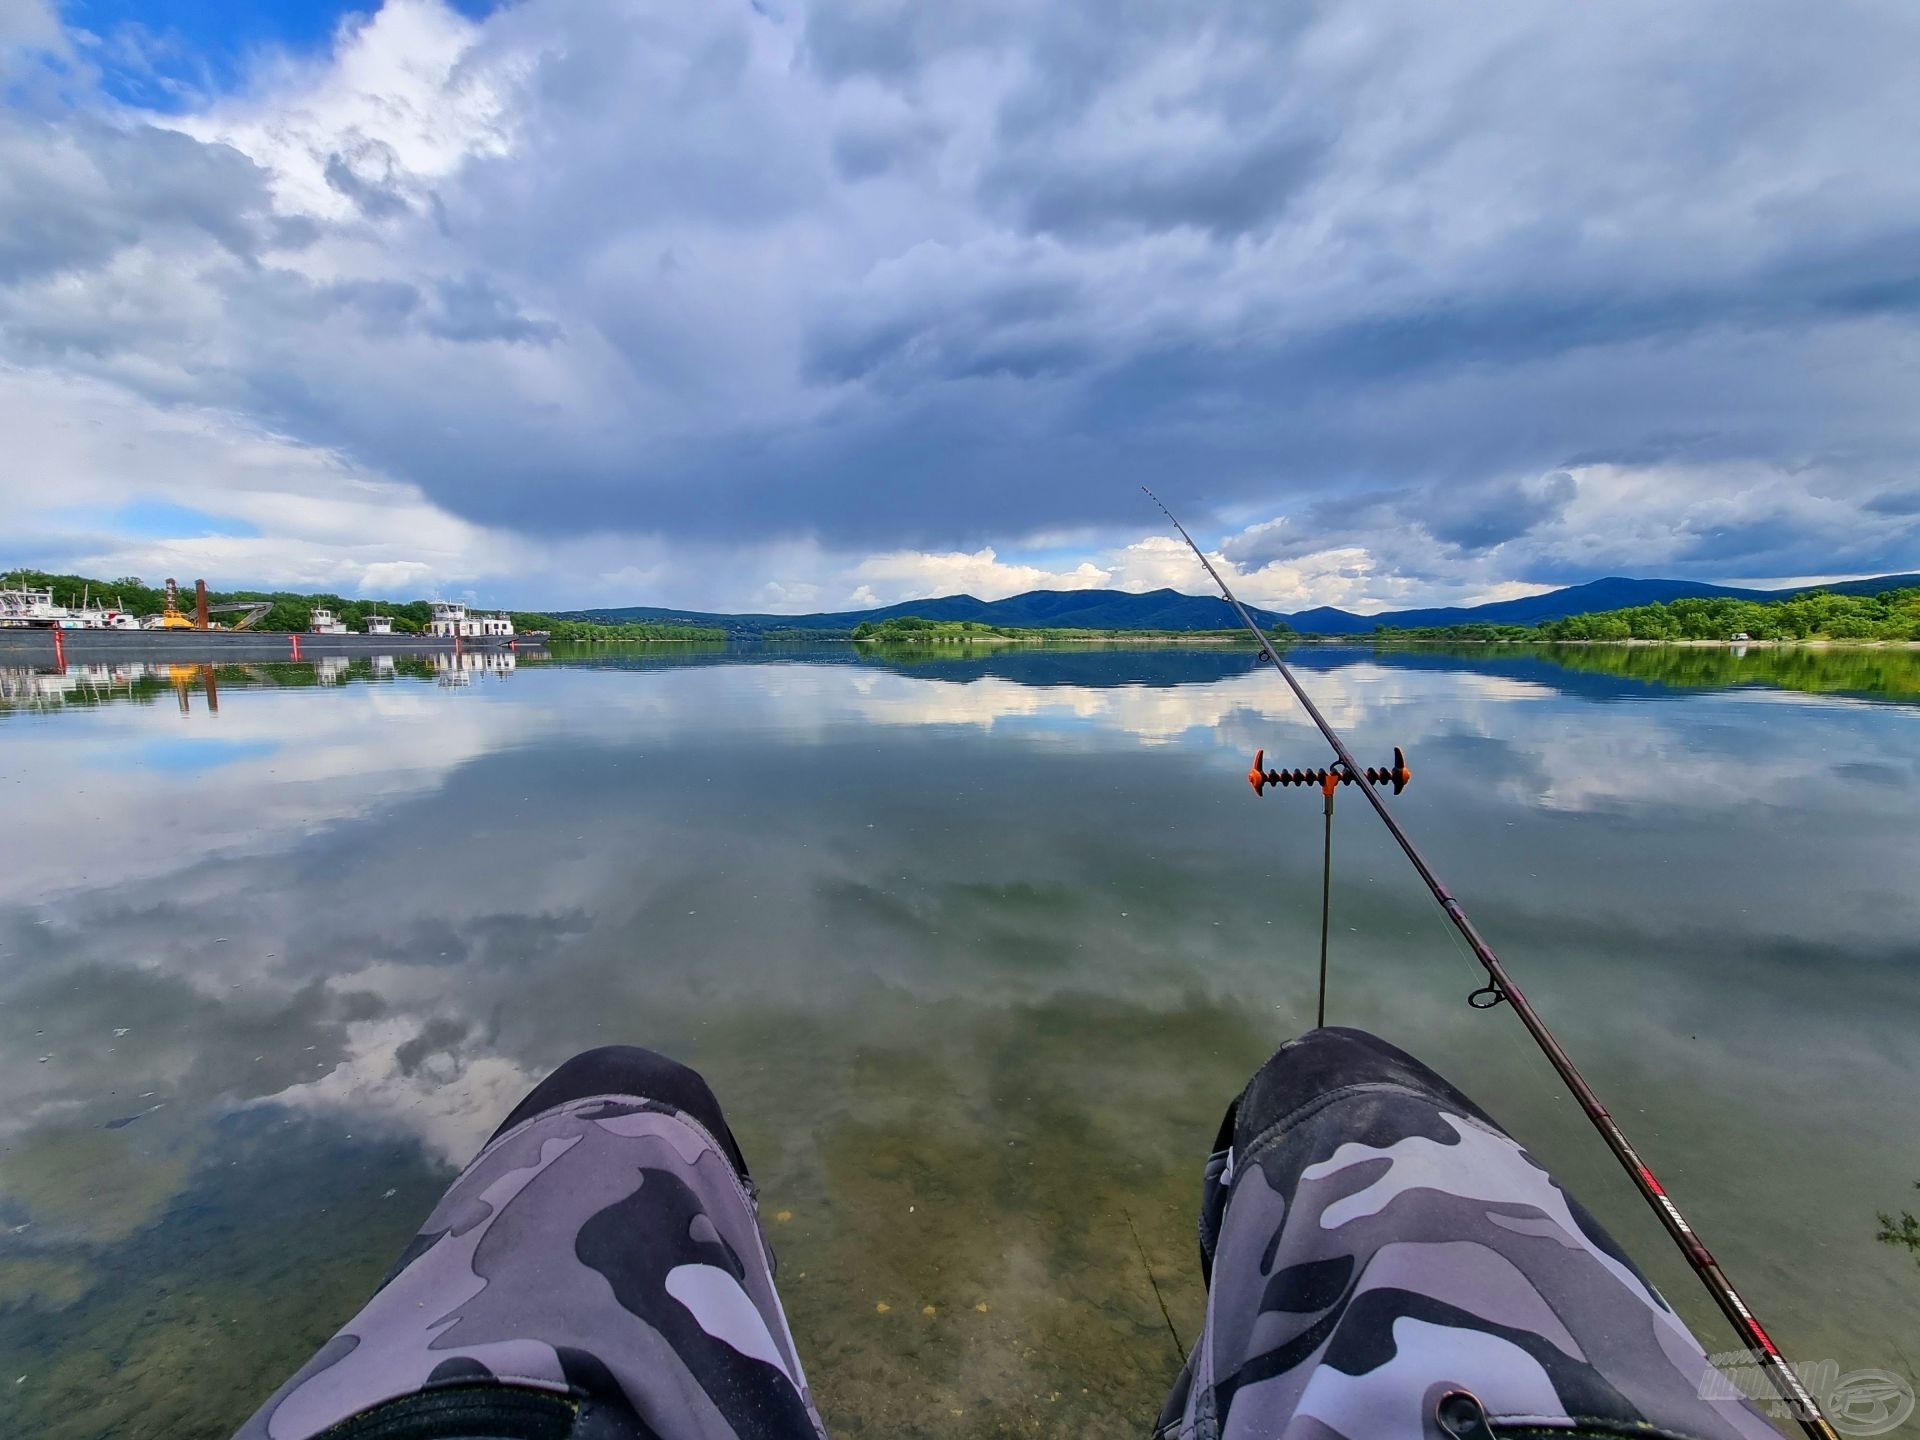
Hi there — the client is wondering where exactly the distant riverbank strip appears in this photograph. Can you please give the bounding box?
[16,569,1914,650]
[849,617,1253,645]
[847,587,1920,649]
[1366,585,1920,646]
[3,569,727,643]
[1369,636,1920,649]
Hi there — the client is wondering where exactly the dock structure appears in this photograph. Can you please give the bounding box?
[0,628,545,663]
[2,577,543,662]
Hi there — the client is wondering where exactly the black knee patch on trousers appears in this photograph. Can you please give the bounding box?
[1230,1025,1504,1156]
[489,1045,751,1181]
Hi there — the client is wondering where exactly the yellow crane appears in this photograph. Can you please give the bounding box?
[151,578,269,630]
[151,578,197,630]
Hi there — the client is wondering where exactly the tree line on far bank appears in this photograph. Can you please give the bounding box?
[850,615,1258,642]
[16,568,1914,648]
[1376,588,1920,644]
[851,617,1018,640]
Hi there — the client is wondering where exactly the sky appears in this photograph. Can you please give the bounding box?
[3,0,1919,615]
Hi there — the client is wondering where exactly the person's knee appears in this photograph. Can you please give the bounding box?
[489,1045,750,1178]
[1230,1025,1501,1154]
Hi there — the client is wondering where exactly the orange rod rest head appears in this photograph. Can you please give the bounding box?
[1247,749,1413,796]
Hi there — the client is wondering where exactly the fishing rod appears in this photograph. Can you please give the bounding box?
[1143,488,1837,1440]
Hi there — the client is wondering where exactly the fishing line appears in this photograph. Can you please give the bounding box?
[1145,488,1838,1440]
[1317,773,1333,1029]
[1123,1205,1186,1365]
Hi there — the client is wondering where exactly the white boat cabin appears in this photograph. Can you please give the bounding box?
[0,585,69,627]
[364,614,394,635]
[428,602,515,639]
[309,608,349,635]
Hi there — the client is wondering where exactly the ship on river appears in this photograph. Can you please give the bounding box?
[426,601,527,641]
[1,582,142,631]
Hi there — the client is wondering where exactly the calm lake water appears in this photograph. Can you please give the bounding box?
[0,643,1915,1438]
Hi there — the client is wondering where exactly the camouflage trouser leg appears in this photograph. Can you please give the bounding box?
[1157,1027,1779,1440]
[236,1046,827,1440]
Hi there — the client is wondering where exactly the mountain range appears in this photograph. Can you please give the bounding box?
[561,573,1920,637]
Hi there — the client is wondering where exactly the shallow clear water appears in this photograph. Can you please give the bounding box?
[0,644,1915,1438]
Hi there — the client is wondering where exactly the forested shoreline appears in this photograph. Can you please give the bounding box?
[1375,588,1920,644]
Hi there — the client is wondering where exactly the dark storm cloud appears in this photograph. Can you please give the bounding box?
[1674,518,1821,568]
[0,116,289,282]
[1864,488,1920,518]
[799,0,1003,83]
[973,6,1331,240]
[828,117,942,181]
[416,3,1920,573]
[1425,472,1579,551]
[802,270,1090,385]
[423,273,558,345]
[323,277,424,334]
[234,296,1915,567]
[987,131,1325,240]
[322,141,412,220]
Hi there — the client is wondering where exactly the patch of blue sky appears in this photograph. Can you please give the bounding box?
[3,536,85,569]
[105,736,282,776]
[111,499,263,539]
[59,0,501,111]
[38,498,259,538]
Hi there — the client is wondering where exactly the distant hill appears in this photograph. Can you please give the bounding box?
[1324,577,1779,635]
[562,574,1920,637]
[562,587,1290,635]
